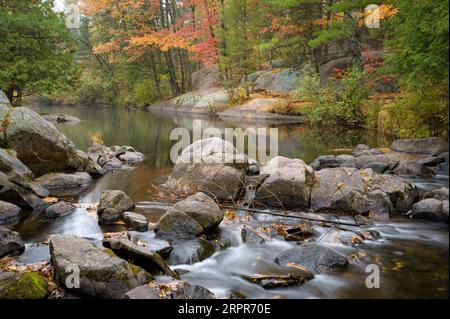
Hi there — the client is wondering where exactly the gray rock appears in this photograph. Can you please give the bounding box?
[355,154,400,170]
[97,190,134,224]
[50,235,151,299]
[352,145,382,157]
[310,168,372,214]
[42,202,76,219]
[254,68,301,94]
[123,212,148,232]
[368,190,394,217]
[411,198,447,223]
[424,187,449,201]
[336,154,357,168]
[169,281,215,299]
[311,168,417,214]
[99,208,120,225]
[310,155,338,171]
[0,90,10,107]
[363,162,390,174]
[391,138,449,156]
[155,208,204,240]
[241,227,265,244]
[128,232,173,259]
[165,138,247,202]
[118,152,145,165]
[254,156,314,209]
[123,285,161,299]
[35,172,93,189]
[0,200,21,225]
[77,150,105,176]
[1,107,84,176]
[0,225,25,258]
[102,157,124,172]
[174,192,223,231]
[274,242,349,273]
[369,172,418,213]
[103,238,179,279]
[0,172,47,210]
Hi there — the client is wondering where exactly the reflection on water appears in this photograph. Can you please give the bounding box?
[15,104,448,299]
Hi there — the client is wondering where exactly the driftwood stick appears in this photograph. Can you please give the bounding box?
[220,205,361,227]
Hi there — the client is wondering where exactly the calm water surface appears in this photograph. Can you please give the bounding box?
[14,104,448,299]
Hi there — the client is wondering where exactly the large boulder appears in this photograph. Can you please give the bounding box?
[253,68,301,94]
[173,192,224,231]
[0,271,48,299]
[0,226,25,258]
[35,172,93,190]
[49,235,151,299]
[274,243,349,273]
[410,199,448,223]
[155,208,204,240]
[391,138,449,156]
[254,156,314,209]
[0,200,21,225]
[97,190,134,224]
[310,168,418,215]
[1,107,84,176]
[165,138,247,202]
[191,65,220,91]
[355,154,400,171]
[310,168,372,214]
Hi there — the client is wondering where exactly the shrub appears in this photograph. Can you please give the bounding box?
[75,74,114,106]
[296,63,370,128]
[377,90,449,139]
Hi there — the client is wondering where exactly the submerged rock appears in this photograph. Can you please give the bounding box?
[127,232,173,259]
[254,156,314,209]
[35,172,93,189]
[0,271,48,299]
[97,190,135,225]
[0,200,21,225]
[241,227,266,244]
[274,243,349,273]
[41,113,80,125]
[165,138,247,202]
[123,212,149,232]
[50,235,151,299]
[0,226,25,258]
[167,238,218,265]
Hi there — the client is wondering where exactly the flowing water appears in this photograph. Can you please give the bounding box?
[13,104,449,299]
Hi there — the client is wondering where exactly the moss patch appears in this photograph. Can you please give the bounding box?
[0,272,48,299]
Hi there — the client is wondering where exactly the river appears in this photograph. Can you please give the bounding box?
[13,104,449,299]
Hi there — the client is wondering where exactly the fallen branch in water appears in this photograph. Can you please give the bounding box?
[219,205,362,227]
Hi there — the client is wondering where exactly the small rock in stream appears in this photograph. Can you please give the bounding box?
[42,201,76,219]
[241,226,266,244]
[123,212,149,232]
[0,225,25,258]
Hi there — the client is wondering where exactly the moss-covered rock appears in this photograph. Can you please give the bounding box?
[0,271,48,299]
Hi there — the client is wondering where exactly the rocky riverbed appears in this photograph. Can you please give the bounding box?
[0,90,448,299]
